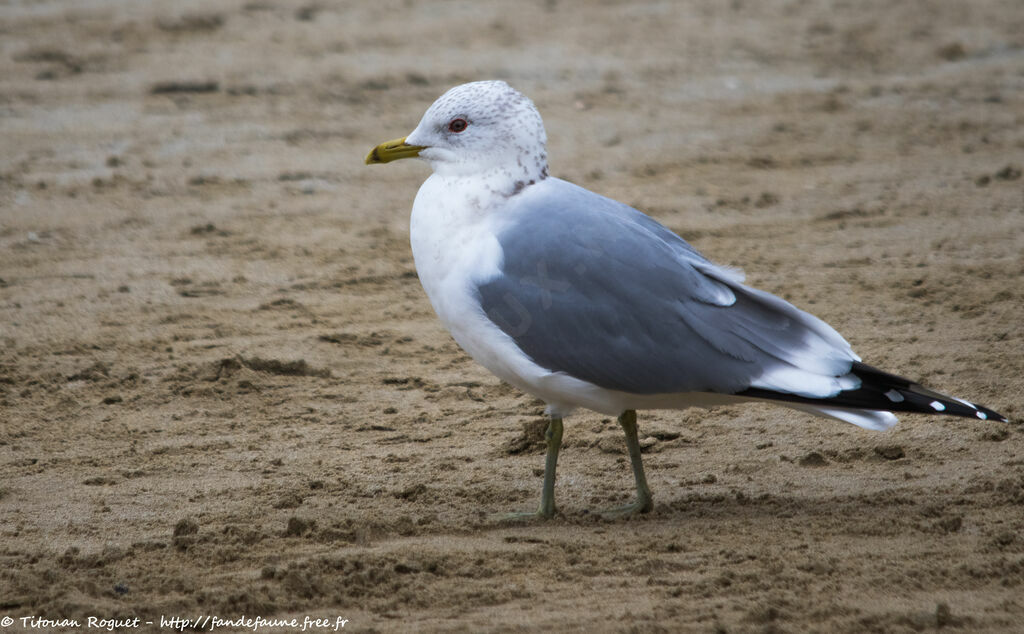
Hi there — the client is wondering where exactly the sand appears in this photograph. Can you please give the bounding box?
[1,1,1023,632]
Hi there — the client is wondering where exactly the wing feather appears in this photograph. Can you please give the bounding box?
[476,178,858,397]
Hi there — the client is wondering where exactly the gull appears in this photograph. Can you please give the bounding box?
[365,80,1007,519]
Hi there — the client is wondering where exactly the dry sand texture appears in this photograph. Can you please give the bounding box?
[2,0,1024,632]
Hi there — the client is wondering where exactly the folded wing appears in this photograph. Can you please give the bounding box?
[475,178,861,399]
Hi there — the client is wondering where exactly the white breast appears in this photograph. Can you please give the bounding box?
[409,173,515,368]
[408,175,611,417]
[409,174,502,316]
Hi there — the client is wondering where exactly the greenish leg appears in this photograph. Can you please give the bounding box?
[599,409,654,518]
[537,417,563,517]
[494,417,563,521]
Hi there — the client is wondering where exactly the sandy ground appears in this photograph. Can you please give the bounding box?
[2,1,1024,632]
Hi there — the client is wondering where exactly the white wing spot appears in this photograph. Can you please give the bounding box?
[884,389,905,403]
[929,400,946,411]
[976,411,987,420]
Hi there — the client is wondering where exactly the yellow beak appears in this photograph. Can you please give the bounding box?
[364,136,426,165]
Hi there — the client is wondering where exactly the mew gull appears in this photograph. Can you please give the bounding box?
[365,80,1007,519]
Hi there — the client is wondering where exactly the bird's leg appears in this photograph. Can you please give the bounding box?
[537,417,563,517]
[599,409,654,518]
[495,417,563,521]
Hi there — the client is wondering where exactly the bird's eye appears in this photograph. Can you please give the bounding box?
[448,118,468,133]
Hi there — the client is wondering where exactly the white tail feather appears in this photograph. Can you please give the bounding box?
[785,403,899,431]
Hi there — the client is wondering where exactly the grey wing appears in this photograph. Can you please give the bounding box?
[475,178,858,398]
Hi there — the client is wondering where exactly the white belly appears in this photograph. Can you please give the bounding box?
[409,175,528,385]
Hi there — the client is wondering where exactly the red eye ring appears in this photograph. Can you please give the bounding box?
[448,118,468,133]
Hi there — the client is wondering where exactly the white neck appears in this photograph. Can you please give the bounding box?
[423,159,547,201]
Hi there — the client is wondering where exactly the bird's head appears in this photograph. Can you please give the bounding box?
[366,80,548,183]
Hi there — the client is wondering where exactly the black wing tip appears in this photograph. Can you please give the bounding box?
[895,389,1008,422]
[941,400,1009,423]
[974,403,1010,424]
[851,362,1008,423]
[737,362,1009,423]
